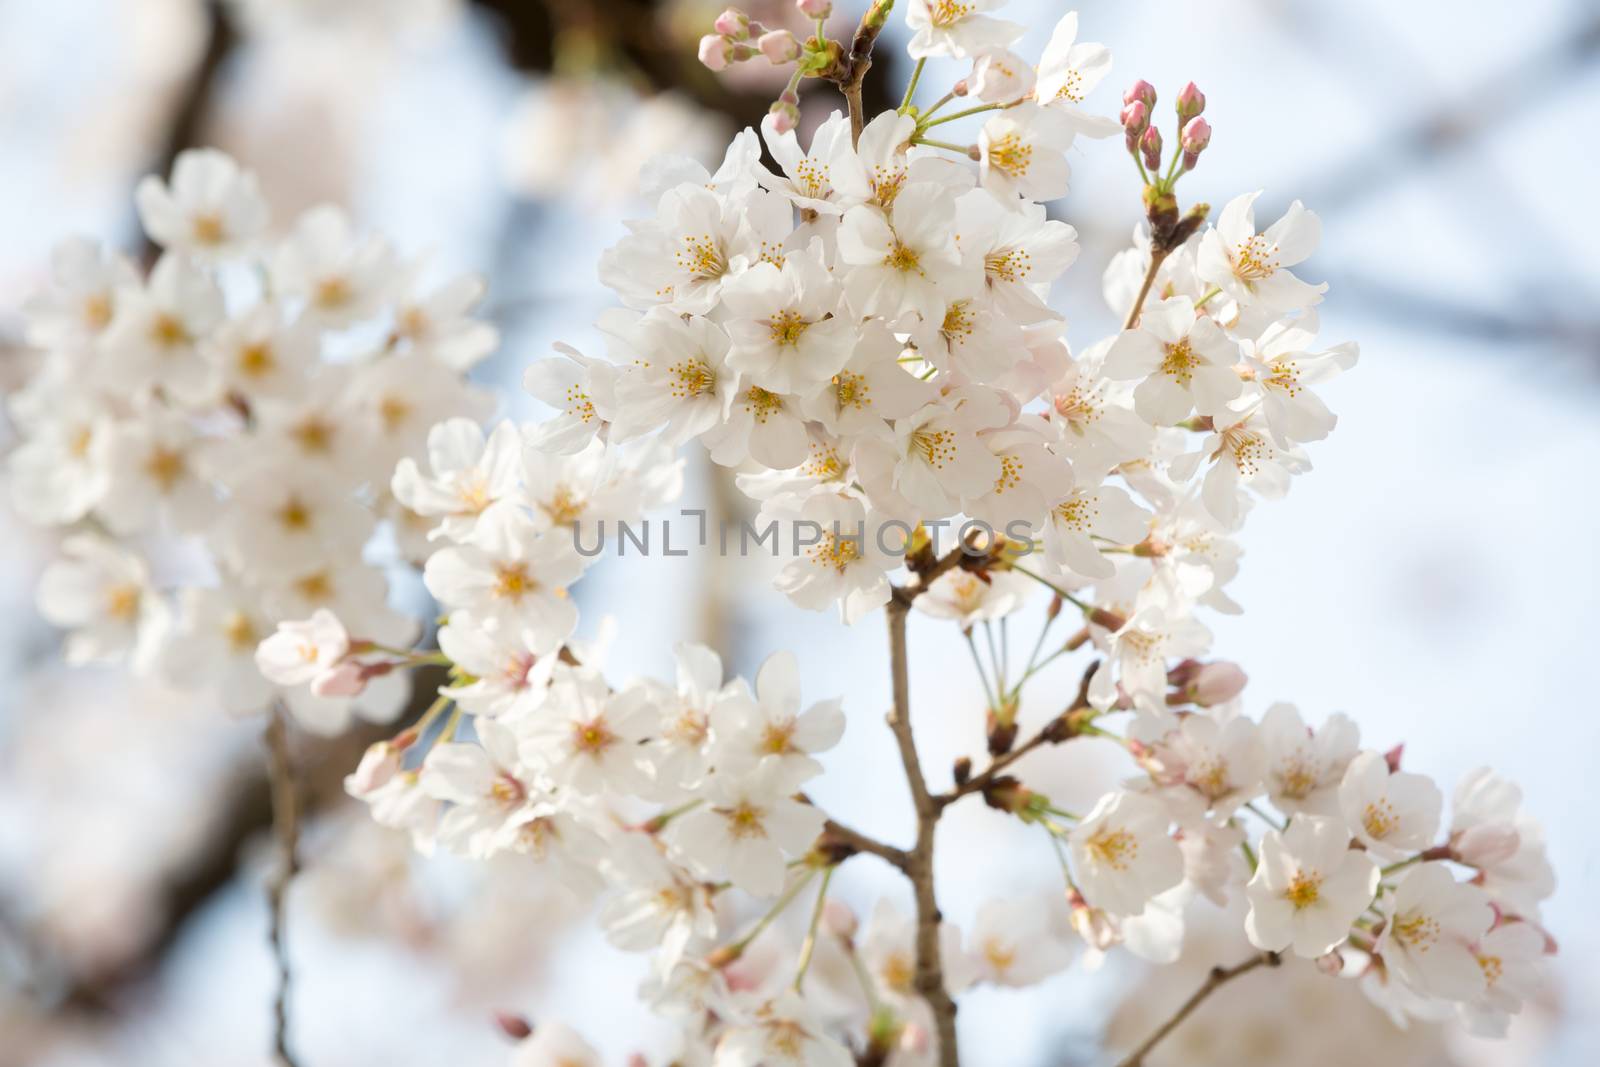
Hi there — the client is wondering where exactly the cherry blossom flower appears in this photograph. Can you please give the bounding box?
[135,147,269,258]
[422,501,586,646]
[1258,703,1360,816]
[667,760,826,897]
[1378,863,1494,1002]
[1197,191,1327,313]
[1069,790,1185,916]
[1245,815,1379,958]
[1103,296,1243,425]
[1338,750,1443,861]
[967,895,1075,985]
[710,651,844,778]
[37,535,167,669]
[905,0,1024,60]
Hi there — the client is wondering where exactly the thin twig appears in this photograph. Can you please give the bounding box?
[884,600,960,1067]
[820,817,910,871]
[262,707,301,1067]
[1114,952,1280,1067]
[1122,247,1170,331]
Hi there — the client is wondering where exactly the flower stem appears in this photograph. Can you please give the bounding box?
[1115,953,1280,1066]
[792,864,836,991]
[899,57,926,113]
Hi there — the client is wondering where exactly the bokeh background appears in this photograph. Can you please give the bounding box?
[1,1,1597,1065]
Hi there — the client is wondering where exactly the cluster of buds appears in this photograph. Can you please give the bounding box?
[1120,79,1212,177]
[698,3,847,134]
[697,8,803,72]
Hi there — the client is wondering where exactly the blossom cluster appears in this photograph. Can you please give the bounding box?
[9,1,1559,1064]
[10,148,497,733]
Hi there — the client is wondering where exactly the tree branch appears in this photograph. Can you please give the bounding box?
[884,600,960,1067]
[826,0,895,145]
[1113,952,1280,1067]
[263,707,302,1067]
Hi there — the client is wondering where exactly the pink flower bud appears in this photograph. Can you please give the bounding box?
[795,0,832,17]
[1176,81,1206,122]
[1180,116,1211,171]
[822,899,858,939]
[698,34,734,71]
[768,97,801,135]
[1120,100,1148,134]
[494,1012,533,1041]
[1140,125,1163,172]
[1384,743,1405,773]
[757,29,801,64]
[1188,660,1246,706]
[713,8,750,39]
[1315,951,1345,976]
[899,1023,931,1054]
[311,659,367,698]
[1453,824,1521,869]
[1122,79,1157,109]
[346,740,401,796]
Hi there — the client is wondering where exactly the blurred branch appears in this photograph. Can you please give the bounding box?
[46,668,447,1017]
[263,707,301,1067]
[1113,952,1280,1067]
[1292,12,1600,216]
[139,0,237,265]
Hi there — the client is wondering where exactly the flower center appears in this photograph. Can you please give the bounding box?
[767,309,811,347]
[910,427,956,468]
[985,132,1034,179]
[1087,827,1138,871]
[1285,870,1323,910]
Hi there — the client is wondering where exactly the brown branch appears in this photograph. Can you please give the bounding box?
[1113,952,1280,1067]
[1121,247,1170,331]
[139,0,236,266]
[825,0,896,146]
[820,818,909,872]
[884,599,961,1067]
[263,707,302,1067]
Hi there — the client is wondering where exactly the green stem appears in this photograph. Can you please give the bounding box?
[726,868,818,957]
[920,100,1009,129]
[964,629,997,709]
[899,57,926,113]
[1244,801,1287,832]
[1010,564,1093,615]
[1193,285,1223,309]
[792,865,836,991]
[910,136,972,155]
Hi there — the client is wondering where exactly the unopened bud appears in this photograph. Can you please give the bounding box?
[1067,890,1119,950]
[796,0,833,17]
[981,775,1032,815]
[1180,117,1211,171]
[953,755,973,786]
[495,1012,533,1041]
[1384,744,1405,773]
[758,29,801,64]
[1120,100,1148,134]
[699,34,734,71]
[713,8,750,38]
[1315,951,1345,976]
[311,659,367,698]
[1453,824,1521,869]
[953,78,969,97]
[1176,81,1206,122]
[822,899,858,939]
[1188,661,1247,706]
[345,740,401,796]
[1140,125,1163,172]
[1123,79,1157,109]
[768,95,801,135]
